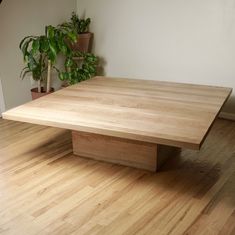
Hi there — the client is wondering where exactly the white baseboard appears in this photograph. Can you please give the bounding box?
[219,112,235,121]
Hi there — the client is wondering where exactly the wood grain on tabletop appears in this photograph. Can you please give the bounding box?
[2,76,232,149]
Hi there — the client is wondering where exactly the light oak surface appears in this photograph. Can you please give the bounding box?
[72,131,179,171]
[2,76,232,149]
[0,118,234,235]
[72,131,158,171]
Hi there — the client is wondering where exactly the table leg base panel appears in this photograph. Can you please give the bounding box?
[72,131,180,172]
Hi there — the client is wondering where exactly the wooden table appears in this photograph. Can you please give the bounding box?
[2,76,232,171]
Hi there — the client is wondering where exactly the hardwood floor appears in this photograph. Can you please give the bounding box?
[0,118,234,235]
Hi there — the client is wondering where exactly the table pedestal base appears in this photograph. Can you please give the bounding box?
[72,131,180,172]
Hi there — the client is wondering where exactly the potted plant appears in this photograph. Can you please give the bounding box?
[20,35,50,99]
[59,11,92,53]
[20,25,77,99]
[59,51,98,85]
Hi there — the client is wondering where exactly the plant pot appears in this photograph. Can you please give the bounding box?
[31,87,54,100]
[71,33,93,52]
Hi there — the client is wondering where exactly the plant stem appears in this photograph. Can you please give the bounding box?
[46,60,51,93]
[38,80,41,93]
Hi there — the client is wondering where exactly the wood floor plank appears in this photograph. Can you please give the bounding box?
[0,118,234,234]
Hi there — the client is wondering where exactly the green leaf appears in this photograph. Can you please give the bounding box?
[59,72,64,81]
[59,72,69,81]
[68,32,77,42]
[21,38,34,61]
[19,35,35,50]
[61,45,68,55]
[32,69,41,81]
[20,67,30,79]
[47,25,55,38]
[47,51,56,63]
[27,52,38,70]
[40,37,49,52]
[48,40,57,63]
[32,38,40,55]
[58,38,68,55]
[65,58,74,67]
[86,18,91,25]
[21,69,31,80]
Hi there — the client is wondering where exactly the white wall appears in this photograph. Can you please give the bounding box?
[0,0,77,110]
[77,0,235,114]
[0,76,5,116]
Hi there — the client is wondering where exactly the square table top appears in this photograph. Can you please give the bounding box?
[3,76,232,149]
